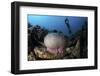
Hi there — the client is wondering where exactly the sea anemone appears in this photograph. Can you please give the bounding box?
[44,33,67,57]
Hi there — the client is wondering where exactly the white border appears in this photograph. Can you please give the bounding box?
[20,6,95,70]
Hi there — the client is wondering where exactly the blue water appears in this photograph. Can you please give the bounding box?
[28,15,87,36]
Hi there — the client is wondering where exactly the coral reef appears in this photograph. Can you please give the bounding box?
[44,33,67,57]
[28,21,87,60]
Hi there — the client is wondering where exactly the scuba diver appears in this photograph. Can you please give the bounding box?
[65,18,72,34]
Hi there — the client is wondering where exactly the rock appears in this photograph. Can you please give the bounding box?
[64,39,80,59]
[66,47,73,54]
[34,47,57,59]
[28,52,36,61]
[71,40,80,58]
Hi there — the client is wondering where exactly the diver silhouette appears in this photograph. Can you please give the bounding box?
[65,18,72,34]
